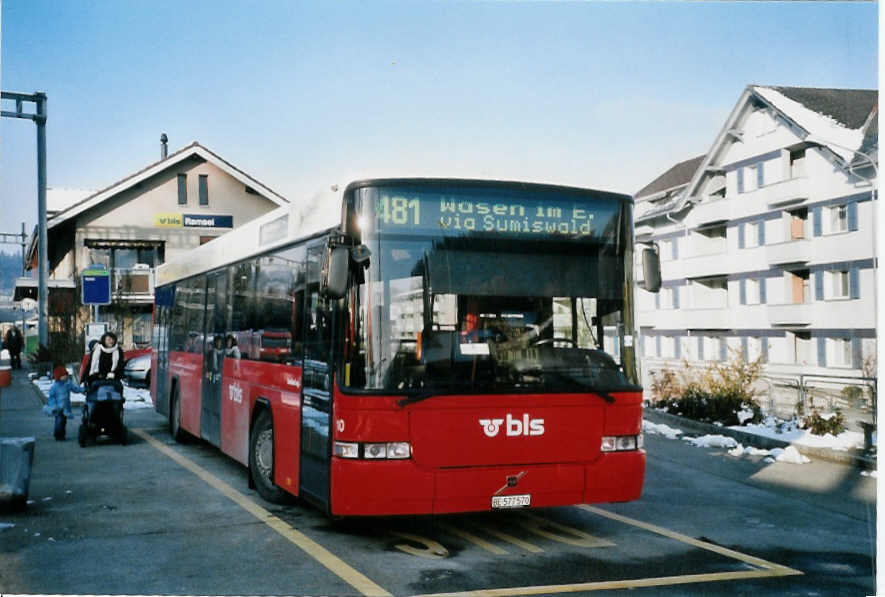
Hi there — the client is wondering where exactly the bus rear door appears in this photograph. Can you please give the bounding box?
[201,270,228,447]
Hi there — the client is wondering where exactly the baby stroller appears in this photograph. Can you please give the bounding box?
[78,379,127,447]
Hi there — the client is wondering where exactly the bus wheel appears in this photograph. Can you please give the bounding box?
[249,409,291,504]
[170,385,187,443]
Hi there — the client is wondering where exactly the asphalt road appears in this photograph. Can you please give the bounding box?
[0,394,876,596]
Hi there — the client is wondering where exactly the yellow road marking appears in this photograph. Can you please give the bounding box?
[518,512,615,548]
[408,569,802,597]
[476,524,544,553]
[438,522,509,555]
[133,429,391,597]
[580,505,800,573]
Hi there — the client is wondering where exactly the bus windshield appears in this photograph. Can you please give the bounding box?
[343,183,639,396]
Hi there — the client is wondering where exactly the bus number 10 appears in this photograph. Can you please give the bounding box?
[379,196,420,226]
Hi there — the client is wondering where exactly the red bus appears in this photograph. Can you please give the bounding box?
[151,179,651,516]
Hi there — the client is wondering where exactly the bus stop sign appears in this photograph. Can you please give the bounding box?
[81,265,111,305]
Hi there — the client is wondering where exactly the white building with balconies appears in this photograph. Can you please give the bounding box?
[634,85,877,385]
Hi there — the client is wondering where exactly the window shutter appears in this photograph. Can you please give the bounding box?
[757,221,765,246]
[761,339,769,363]
[851,336,862,369]
[739,279,746,305]
[698,336,704,361]
[741,337,748,358]
[655,293,660,309]
[672,286,680,309]
[738,223,745,249]
[814,271,824,301]
[672,238,679,260]
[674,336,681,359]
[756,162,765,187]
[813,206,822,236]
[177,174,187,205]
[847,201,858,232]
[817,337,826,367]
[656,335,661,357]
[737,168,744,193]
[759,278,767,304]
[849,267,860,299]
[199,174,209,206]
[720,338,727,361]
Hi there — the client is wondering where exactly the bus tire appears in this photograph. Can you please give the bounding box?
[169,384,187,443]
[249,409,291,504]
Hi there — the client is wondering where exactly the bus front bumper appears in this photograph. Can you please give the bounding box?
[329,450,645,517]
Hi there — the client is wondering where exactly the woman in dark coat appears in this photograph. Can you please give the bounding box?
[86,332,126,386]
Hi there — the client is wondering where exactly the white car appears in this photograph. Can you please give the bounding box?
[123,353,151,388]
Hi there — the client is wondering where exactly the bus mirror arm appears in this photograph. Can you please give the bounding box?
[351,244,371,268]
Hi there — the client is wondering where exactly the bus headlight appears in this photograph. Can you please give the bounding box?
[601,435,642,452]
[334,441,412,460]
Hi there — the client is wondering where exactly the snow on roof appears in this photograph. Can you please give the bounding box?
[47,187,97,214]
[754,86,868,163]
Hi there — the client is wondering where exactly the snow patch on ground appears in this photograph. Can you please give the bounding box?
[861,470,878,478]
[34,377,154,411]
[684,435,739,449]
[733,420,866,452]
[642,420,683,439]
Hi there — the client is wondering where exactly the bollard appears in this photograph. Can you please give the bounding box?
[0,437,36,511]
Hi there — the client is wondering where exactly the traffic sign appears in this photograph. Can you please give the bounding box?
[82,264,111,305]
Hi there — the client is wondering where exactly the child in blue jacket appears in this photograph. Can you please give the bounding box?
[45,366,85,441]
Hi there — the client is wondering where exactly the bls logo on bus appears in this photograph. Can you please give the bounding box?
[479,414,545,438]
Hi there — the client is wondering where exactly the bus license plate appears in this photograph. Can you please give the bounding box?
[491,494,531,509]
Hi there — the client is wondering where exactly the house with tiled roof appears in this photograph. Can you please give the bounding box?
[634,85,877,397]
[19,138,288,349]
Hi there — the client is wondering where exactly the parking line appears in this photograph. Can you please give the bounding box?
[408,506,802,597]
[439,522,510,555]
[579,505,801,573]
[476,524,544,553]
[133,429,391,597]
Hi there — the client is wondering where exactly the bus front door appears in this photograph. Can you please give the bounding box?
[300,245,332,510]
[201,270,228,447]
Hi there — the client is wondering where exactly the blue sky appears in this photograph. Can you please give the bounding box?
[0,1,877,240]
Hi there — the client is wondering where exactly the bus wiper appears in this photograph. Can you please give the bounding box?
[397,392,438,408]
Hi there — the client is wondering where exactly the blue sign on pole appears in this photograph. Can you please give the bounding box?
[82,264,111,305]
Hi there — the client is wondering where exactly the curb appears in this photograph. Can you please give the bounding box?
[644,409,876,470]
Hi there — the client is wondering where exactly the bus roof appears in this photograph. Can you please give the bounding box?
[156,178,633,287]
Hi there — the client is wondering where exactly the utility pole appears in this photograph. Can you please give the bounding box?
[2,91,48,348]
[0,223,29,335]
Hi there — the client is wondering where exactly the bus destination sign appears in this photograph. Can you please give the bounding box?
[375,191,619,238]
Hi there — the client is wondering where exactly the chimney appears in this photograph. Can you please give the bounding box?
[160,133,168,160]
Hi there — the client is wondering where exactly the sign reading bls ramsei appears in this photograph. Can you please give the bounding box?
[375,189,621,238]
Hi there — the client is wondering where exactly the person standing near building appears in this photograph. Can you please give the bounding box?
[5,326,23,369]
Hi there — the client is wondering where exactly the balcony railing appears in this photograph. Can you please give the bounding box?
[112,266,155,302]
[765,239,814,266]
[767,302,813,326]
[765,177,809,208]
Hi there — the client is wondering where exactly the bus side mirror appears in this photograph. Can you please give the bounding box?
[642,248,662,293]
[322,245,350,299]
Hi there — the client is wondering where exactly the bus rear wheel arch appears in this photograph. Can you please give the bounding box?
[249,406,293,504]
[169,381,188,443]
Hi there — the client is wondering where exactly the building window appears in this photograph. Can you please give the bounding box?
[199,235,218,245]
[199,174,209,206]
[829,204,848,233]
[786,269,810,304]
[830,270,849,299]
[787,331,812,365]
[828,337,852,367]
[177,174,187,205]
